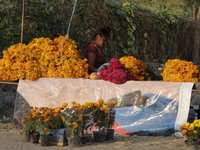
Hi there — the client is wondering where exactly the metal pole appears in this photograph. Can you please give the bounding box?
[20,0,25,43]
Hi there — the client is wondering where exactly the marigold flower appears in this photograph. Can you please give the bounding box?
[21,105,26,108]
[182,129,188,134]
[43,128,48,132]
[98,99,104,105]
[54,107,61,113]
[61,102,68,108]
[71,101,76,105]
[78,114,83,121]
[72,122,78,129]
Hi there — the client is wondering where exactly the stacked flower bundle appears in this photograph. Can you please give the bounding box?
[0,36,90,81]
[119,56,149,80]
[99,58,134,84]
[160,59,199,82]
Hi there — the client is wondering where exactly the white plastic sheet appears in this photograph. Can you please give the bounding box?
[16,78,194,136]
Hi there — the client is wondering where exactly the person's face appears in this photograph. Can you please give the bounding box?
[95,35,107,47]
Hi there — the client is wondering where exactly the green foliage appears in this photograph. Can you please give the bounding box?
[23,118,39,133]
[0,0,197,64]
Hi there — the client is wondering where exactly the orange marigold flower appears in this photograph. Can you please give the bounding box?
[98,99,104,105]
[74,103,80,108]
[61,102,68,108]
[54,113,59,117]
[71,101,76,105]
[54,107,61,113]
[21,105,26,108]
[182,129,188,134]
[72,122,78,129]
[188,127,194,131]
[89,115,94,118]
[78,114,83,121]
[21,119,26,122]
[43,128,48,132]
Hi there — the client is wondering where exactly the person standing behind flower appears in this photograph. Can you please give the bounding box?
[86,27,111,74]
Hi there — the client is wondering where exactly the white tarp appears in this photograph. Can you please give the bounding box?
[16,78,194,136]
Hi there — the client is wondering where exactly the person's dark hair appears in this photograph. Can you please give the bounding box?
[93,27,111,39]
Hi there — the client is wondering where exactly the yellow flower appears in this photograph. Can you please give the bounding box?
[193,130,197,133]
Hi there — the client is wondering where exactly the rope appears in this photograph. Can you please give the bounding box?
[58,0,78,71]
[66,0,78,36]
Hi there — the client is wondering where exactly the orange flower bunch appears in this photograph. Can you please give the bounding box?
[179,120,200,142]
[21,105,65,134]
[160,59,199,82]
[119,56,149,80]
[93,99,117,131]
[0,36,89,81]
[61,101,84,137]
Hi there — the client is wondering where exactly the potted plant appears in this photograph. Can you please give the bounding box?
[36,106,65,146]
[60,101,83,148]
[93,99,109,142]
[81,102,95,145]
[105,101,117,140]
[21,105,40,143]
[179,119,200,148]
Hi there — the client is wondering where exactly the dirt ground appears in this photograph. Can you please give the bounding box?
[0,123,196,150]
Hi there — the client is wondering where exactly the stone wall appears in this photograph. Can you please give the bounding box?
[0,83,18,122]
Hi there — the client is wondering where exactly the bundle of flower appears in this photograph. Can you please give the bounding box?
[0,36,90,81]
[99,58,134,84]
[179,119,200,142]
[159,59,199,82]
[119,56,149,80]
[21,105,65,135]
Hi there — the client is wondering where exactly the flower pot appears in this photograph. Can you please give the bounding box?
[40,135,51,146]
[81,134,92,145]
[106,129,114,141]
[31,132,40,144]
[24,133,31,142]
[67,136,82,148]
[93,131,106,142]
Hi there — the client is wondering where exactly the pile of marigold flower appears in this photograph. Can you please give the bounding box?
[160,59,199,82]
[119,56,149,80]
[0,36,90,81]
